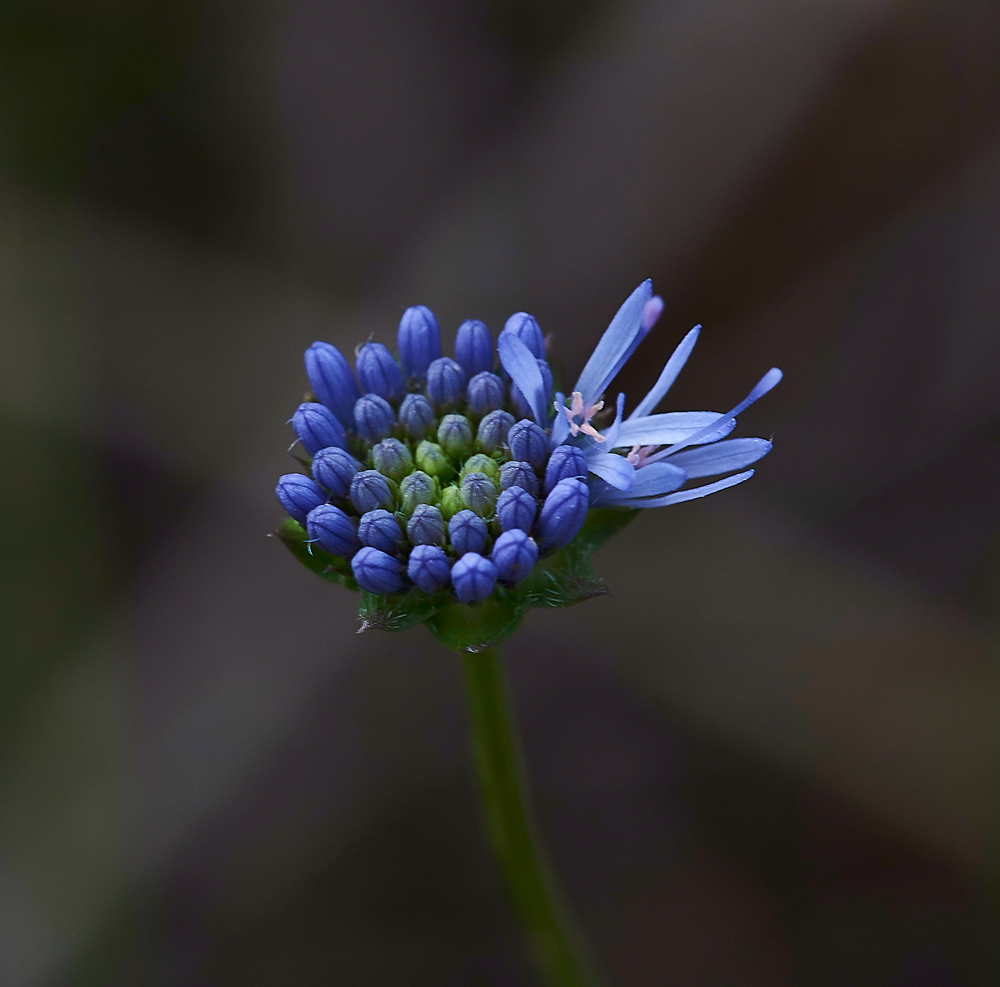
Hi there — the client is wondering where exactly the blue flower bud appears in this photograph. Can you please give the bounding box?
[398,305,441,380]
[451,552,498,603]
[311,446,361,498]
[495,486,537,533]
[477,410,515,455]
[406,503,446,546]
[491,528,538,583]
[536,477,589,552]
[371,438,412,481]
[466,372,505,416]
[461,471,498,516]
[439,485,463,520]
[351,546,408,594]
[461,453,500,481]
[499,460,540,498]
[502,312,545,359]
[358,509,403,554]
[507,419,549,470]
[354,394,397,443]
[399,393,435,439]
[400,470,438,512]
[276,473,326,524]
[437,414,473,458]
[304,341,360,430]
[448,509,488,556]
[408,544,452,594]
[350,469,396,514]
[426,357,466,407]
[544,445,588,494]
[415,440,451,479]
[455,319,493,377]
[291,402,347,455]
[356,342,404,403]
[306,504,361,559]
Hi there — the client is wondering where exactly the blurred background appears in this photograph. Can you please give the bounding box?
[4,0,1000,982]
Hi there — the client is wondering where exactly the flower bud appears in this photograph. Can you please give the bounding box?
[304,341,360,429]
[276,473,326,524]
[495,486,537,533]
[408,544,452,594]
[371,438,412,481]
[406,503,446,546]
[306,504,361,559]
[448,509,488,556]
[358,509,403,554]
[397,305,441,380]
[455,319,493,377]
[466,372,504,416]
[415,440,451,479]
[477,410,515,455]
[451,552,498,603]
[461,471,498,516]
[507,419,548,470]
[350,469,396,514]
[536,477,589,552]
[398,393,435,439]
[291,402,346,455]
[351,546,408,594]
[439,484,463,520]
[426,357,466,407]
[356,342,404,402]
[544,445,588,494]
[437,414,473,458]
[492,528,538,583]
[354,394,397,443]
[461,454,500,481]
[311,446,361,498]
[502,312,545,359]
[400,470,438,513]
[499,460,540,497]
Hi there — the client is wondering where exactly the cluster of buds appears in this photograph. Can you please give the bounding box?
[276,308,590,602]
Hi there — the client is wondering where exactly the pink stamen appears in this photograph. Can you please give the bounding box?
[562,391,606,442]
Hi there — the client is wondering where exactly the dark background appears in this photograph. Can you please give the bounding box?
[4,0,1000,983]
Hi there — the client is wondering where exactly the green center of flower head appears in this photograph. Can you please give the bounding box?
[274,281,782,650]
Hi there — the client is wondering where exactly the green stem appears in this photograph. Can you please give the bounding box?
[461,647,602,987]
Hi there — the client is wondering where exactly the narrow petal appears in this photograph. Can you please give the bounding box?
[574,280,652,407]
[660,368,782,460]
[627,325,701,421]
[599,393,626,448]
[549,392,570,447]
[664,438,772,478]
[614,412,736,449]
[585,450,635,489]
[595,462,686,503]
[617,469,755,507]
[498,333,547,423]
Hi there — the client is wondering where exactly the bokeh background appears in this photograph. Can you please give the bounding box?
[5,0,1000,983]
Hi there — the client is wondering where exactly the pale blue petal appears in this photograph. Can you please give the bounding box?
[627,325,700,421]
[613,412,736,448]
[660,368,782,459]
[574,280,652,407]
[549,392,570,447]
[666,438,772,478]
[617,469,755,508]
[585,451,635,489]
[596,463,686,504]
[498,333,547,423]
[599,393,626,448]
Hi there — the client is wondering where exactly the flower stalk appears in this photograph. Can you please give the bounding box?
[461,646,601,987]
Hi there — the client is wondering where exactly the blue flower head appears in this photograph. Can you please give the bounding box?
[274,280,780,650]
